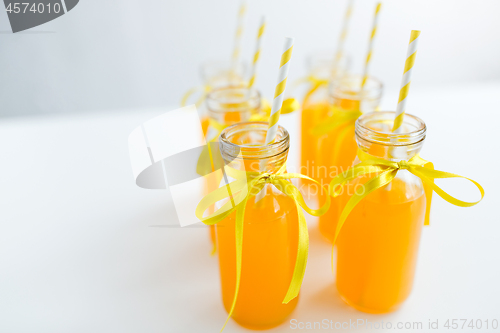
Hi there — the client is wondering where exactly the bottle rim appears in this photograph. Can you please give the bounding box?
[206,86,261,114]
[329,74,383,102]
[220,122,289,160]
[355,111,427,147]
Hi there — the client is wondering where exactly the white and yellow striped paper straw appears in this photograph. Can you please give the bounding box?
[265,37,294,144]
[361,2,381,88]
[333,0,354,69]
[248,16,266,89]
[392,30,420,133]
[232,1,247,70]
[255,37,294,203]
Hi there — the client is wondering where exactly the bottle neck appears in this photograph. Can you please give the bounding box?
[306,52,350,81]
[200,60,247,88]
[206,87,261,126]
[355,111,427,161]
[219,122,289,174]
[329,74,383,113]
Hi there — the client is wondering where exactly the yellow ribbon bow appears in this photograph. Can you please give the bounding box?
[196,163,330,331]
[329,149,485,247]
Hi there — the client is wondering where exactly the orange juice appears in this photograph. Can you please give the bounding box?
[217,189,299,329]
[300,101,330,180]
[216,122,299,329]
[336,178,425,312]
[317,95,360,241]
[334,111,428,313]
[318,75,382,242]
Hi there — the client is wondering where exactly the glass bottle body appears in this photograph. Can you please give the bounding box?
[204,87,261,246]
[335,111,427,313]
[217,122,299,329]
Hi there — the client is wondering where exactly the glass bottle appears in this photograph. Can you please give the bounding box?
[217,122,299,329]
[336,111,427,313]
[204,87,261,250]
[198,60,247,136]
[300,52,348,185]
[318,74,383,241]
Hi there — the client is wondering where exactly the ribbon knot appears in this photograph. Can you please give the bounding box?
[397,160,410,170]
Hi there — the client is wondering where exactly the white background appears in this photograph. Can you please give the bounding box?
[0,0,500,117]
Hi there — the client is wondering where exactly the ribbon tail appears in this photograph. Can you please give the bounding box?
[410,166,485,208]
[220,181,262,332]
[282,185,309,304]
[422,162,434,225]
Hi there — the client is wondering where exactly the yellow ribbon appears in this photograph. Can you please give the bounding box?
[293,75,329,107]
[309,105,362,167]
[196,163,330,332]
[310,105,361,136]
[329,149,485,248]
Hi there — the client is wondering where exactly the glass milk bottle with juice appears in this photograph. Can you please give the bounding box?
[198,61,247,135]
[216,122,299,329]
[335,111,426,312]
[318,74,382,241]
[204,87,262,250]
[300,53,348,183]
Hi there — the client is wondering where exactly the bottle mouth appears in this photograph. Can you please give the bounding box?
[355,111,427,146]
[199,59,247,86]
[206,87,261,114]
[329,74,383,102]
[306,51,350,79]
[220,122,290,160]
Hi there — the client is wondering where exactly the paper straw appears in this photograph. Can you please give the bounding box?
[255,37,294,203]
[333,0,354,70]
[247,16,266,89]
[361,2,381,88]
[232,1,247,71]
[392,30,420,133]
[264,37,294,144]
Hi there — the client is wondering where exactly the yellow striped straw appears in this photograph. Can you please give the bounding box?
[392,30,421,133]
[333,0,354,70]
[265,37,294,144]
[232,1,247,70]
[361,2,382,88]
[255,37,294,203]
[248,16,266,89]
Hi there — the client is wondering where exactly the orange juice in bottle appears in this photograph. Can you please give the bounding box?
[199,60,248,139]
[216,122,299,329]
[205,87,262,249]
[336,111,427,313]
[318,74,383,242]
[300,53,348,185]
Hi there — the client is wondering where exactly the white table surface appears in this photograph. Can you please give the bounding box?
[1,81,499,333]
